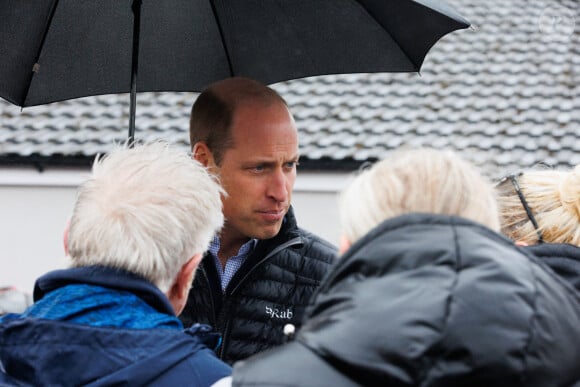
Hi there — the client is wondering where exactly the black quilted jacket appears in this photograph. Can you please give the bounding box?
[179,207,337,364]
[232,214,580,386]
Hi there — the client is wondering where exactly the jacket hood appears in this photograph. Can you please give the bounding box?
[523,243,580,293]
[33,265,175,315]
[294,213,580,386]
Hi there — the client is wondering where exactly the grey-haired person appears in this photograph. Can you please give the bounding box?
[0,142,232,386]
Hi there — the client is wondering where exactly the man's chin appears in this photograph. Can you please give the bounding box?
[253,223,283,240]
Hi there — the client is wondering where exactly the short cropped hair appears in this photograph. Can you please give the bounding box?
[189,77,288,165]
[67,142,224,293]
[496,165,580,246]
[339,148,500,244]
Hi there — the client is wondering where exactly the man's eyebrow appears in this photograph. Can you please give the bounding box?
[245,155,299,163]
[242,160,274,168]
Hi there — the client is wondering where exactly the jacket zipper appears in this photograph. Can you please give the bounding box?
[217,236,303,359]
[199,265,218,327]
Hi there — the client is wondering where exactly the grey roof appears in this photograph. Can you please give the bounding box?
[1,0,579,178]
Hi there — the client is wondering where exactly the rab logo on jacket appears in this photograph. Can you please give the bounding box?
[265,306,293,319]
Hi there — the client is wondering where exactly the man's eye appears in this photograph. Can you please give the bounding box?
[285,161,299,169]
[251,165,265,172]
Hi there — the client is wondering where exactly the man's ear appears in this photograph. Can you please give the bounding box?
[168,253,203,315]
[192,142,214,167]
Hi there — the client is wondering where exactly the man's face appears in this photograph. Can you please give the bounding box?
[210,100,299,241]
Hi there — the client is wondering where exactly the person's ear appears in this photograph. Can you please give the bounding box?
[63,217,71,256]
[168,253,203,315]
[339,235,352,255]
[192,142,214,167]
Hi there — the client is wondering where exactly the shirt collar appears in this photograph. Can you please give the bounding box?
[208,235,257,260]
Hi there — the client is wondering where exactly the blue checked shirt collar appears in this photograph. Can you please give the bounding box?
[209,235,257,292]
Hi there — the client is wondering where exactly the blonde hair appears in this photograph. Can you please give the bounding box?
[339,148,500,244]
[496,165,580,246]
[67,142,224,293]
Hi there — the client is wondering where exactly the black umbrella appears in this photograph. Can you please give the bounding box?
[0,0,469,144]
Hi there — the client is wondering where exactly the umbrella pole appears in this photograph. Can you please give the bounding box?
[128,0,142,148]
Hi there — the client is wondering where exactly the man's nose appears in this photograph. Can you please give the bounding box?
[267,169,289,202]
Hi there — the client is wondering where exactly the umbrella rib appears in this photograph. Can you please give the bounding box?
[128,0,143,146]
[354,0,419,72]
[23,0,61,105]
[208,0,234,76]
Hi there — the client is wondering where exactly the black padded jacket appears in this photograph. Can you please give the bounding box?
[232,214,580,386]
[179,207,337,364]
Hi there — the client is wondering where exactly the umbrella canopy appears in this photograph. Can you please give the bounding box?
[0,0,470,142]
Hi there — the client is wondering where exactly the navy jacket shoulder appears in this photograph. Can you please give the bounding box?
[0,266,232,386]
[0,319,231,386]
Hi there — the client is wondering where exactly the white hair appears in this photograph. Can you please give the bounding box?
[67,141,224,292]
[339,148,500,244]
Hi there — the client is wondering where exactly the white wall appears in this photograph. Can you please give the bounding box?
[0,169,349,293]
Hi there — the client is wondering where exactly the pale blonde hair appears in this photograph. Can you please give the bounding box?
[339,148,500,244]
[496,165,580,246]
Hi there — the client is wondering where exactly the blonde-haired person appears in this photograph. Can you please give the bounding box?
[338,147,500,247]
[496,166,580,292]
[225,148,580,387]
[0,142,232,386]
